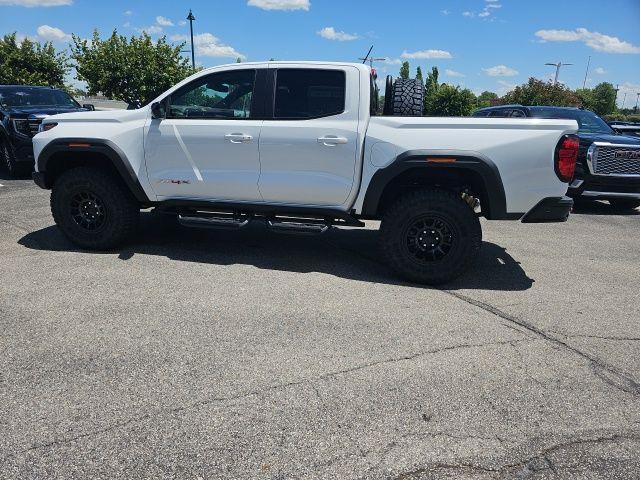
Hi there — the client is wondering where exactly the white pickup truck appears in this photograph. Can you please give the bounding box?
[32,61,579,284]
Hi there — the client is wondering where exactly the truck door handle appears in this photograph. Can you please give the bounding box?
[317,135,348,146]
[225,133,253,143]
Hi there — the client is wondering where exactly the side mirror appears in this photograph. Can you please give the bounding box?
[151,102,165,119]
[83,103,95,111]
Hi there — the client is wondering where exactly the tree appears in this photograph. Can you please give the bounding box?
[477,91,498,108]
[0,33,69,87]
[590,82,617,116]
[400,61,410,80]
[575,88,594,110]
[501,78,580,107]
[424,84,476,116]
[425,67,439,94]
[416,66,423,83]
[71,30,192,106]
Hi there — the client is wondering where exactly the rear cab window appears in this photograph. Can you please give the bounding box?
[273,69,346,119]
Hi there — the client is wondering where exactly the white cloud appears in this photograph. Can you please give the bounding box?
[441,9,450,15]
[0,0,71,6]
[156,16,174,27]
[594,67,606,75]
[171,33,245,59]
[401,49,452,59]
[139,25,163,35]
[478,10,490,17]
[178,20,187,26]
[382,58,402,65]
[445,69,465,78]
[483,65,518,76]
[317,27,358,41]
[535,28,640,54]
[247,0,310,11]
[124,10,132,16]
[486,3,501,8]
[123,21,131,28]
[36,24,71,42]
[462,11,474,17]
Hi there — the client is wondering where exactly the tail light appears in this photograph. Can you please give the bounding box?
[555,134,579,182]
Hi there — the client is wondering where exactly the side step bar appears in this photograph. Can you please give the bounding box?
[266,218,330,235]
[160,203,365,235]
[178,213,251,230]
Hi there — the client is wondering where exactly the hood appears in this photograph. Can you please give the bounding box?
[578,132,640,146]
[6,105,88,118]
[48,108,148,123]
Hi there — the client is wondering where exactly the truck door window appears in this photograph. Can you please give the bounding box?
[274,69,345,119]
[168,70,256,119]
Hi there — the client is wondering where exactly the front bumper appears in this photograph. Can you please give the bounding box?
[521,196,573,223]
[568,176,640,201]
[9,137,35,163]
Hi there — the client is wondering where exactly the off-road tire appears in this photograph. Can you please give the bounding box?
[1,139,30,177]
[51,167,139,250]
[380,188,482,285]
[609,199,640,211]
[390,78,424,116]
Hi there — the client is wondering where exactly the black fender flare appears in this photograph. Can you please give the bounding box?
[36,138,150,203]
[361,149,523,220]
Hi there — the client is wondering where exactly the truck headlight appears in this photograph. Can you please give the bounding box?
[39,122,58,133]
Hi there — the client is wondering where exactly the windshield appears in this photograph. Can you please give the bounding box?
[529,107,613,135]
[0,87,80,108]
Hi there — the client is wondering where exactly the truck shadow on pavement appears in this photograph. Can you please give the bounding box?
[19,212,534,291]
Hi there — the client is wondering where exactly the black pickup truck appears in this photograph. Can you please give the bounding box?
[473,105,640,210]
[0,85,93,176]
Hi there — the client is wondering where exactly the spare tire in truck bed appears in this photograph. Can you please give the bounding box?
[383,75,425,116]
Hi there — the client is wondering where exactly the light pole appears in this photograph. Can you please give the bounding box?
[187,9,196,70]
[582,55,590,89]
[622,92,627,109]
[636,92,640,112]
[545,61,573,85]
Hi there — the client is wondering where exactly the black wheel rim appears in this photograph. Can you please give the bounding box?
[70,191,106,231]
[403,215,456,263]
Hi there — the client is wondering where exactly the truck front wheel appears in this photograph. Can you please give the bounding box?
[379,189,482,285]
[51,167,139,250]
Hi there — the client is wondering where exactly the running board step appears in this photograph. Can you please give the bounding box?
[178,214,250,229]
[266,218,330,235]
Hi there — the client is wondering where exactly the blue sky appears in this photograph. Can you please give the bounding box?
[1,0,639,106]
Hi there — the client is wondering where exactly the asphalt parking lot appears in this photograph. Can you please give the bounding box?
[1,173,639,479]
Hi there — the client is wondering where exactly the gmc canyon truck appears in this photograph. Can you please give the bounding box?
[32,62,579,284]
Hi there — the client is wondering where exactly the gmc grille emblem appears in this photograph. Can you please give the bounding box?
[614,150,640,160]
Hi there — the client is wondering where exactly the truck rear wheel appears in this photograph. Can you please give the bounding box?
[379,189,482,285]
[383,77,424,116]
[51,167,139,250]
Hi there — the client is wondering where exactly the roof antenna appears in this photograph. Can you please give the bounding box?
[361,45,374,64]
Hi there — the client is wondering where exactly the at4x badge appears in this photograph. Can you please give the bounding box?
[159,179,191,185]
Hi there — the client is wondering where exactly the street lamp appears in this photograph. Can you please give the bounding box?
[545,61,573,85]
[187,9,196,70]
